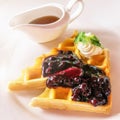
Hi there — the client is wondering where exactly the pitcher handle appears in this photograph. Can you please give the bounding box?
[66,0,84,23]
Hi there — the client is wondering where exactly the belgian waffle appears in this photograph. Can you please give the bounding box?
[8,31,112,114]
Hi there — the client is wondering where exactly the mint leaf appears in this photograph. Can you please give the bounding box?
[74,32,103,48]
[74,32,86,44]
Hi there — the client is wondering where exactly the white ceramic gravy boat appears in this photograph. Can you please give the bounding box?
[9,0,84,43]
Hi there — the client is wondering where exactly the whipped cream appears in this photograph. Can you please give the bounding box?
[77,42,103,58]
[77,33,103,58]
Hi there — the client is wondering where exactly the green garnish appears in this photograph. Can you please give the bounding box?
[74,32,103,48]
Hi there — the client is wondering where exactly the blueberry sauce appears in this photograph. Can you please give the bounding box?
[42,50,83,77]
[42,50,111,106]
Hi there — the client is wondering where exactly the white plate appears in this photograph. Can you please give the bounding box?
[1,0,120,120]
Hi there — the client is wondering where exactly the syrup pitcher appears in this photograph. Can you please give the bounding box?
[9,0,84,43]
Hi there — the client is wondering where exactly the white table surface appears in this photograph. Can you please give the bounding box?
[0,0,120,120]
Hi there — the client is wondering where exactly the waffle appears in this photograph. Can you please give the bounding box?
[29,31,112,114]
[8,31,112,114]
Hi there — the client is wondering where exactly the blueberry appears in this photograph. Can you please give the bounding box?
[94,90,103,98]
[79,83,91,97]
[79,83,87,91]
[45,67,52,74]
[98,98,107,105]
[73,77,81,85]
[58,50,64,54]
[104,88,111,96]
[72,87,82,101]
[66,51,73,55]
[90,97,99,106]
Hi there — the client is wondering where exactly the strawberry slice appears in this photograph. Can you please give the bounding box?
[46,67,83,88]
[56,67,83,78]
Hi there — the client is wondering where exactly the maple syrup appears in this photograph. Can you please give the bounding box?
[29,15,59,24]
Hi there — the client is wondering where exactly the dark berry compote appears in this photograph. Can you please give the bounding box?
[42,50,111,107]
[42,50,83,77]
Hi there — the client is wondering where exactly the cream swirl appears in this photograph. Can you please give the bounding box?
[77,42,103,58]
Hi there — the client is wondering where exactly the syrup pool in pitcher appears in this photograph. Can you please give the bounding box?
[29,15,59,24]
